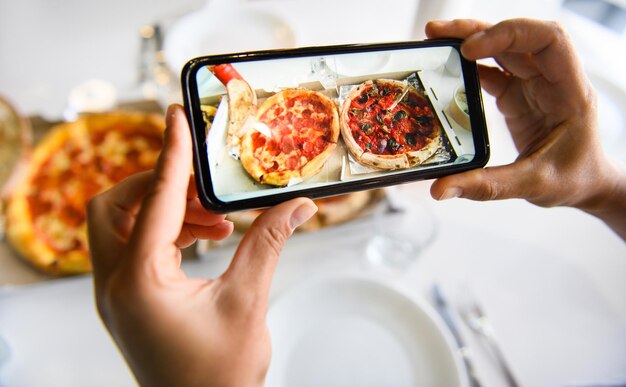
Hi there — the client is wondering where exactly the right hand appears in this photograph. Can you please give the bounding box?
[426,19,626,238]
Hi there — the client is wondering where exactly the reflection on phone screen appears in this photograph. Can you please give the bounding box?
[195,46,475,203]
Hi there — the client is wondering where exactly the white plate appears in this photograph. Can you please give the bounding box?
[164,5,296,72]
[334,53,391,77]
[266,276,468,387]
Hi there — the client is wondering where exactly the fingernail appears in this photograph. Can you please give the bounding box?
[289,201,318,230]
[439,187,463,200]
[165,104,178,123]
[428,20,450,26]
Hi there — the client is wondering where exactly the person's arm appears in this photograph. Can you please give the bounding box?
[426,19,626,240]
[87,104,317,386]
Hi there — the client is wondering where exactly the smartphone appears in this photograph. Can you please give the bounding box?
[182,39,489,213]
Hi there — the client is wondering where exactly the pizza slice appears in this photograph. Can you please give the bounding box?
[207,64,257,147]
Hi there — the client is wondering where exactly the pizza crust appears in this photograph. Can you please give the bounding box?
[340,79,442,170]
[226,78,257,146]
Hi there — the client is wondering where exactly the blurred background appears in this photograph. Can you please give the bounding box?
[1,0,625,386]
[1,0,625,118]
[1,0,625,159]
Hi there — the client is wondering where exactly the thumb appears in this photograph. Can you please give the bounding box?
[225,198,317,298]
[431,164,533,202]
[128,104,192,263]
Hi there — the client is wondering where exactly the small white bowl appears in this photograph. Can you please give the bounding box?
[447,86,470,130]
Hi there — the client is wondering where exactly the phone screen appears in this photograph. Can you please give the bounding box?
[184,41,488,210]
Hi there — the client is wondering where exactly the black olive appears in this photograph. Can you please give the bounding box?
[405,133,416,146]
[412,115,432,125]
[393,110,407,121]
[387,138,402,154]
[376,114,384,124]
[405,96,418,108]
[381,88,390,97]
[357,93,369,104]
[360,122,371,133]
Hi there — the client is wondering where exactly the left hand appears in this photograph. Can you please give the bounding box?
[87,104,317,386]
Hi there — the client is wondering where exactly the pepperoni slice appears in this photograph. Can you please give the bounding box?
[280,136,296,154]
[286,155,299,170]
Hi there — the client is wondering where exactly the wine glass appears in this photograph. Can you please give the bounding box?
[365,185,437,272]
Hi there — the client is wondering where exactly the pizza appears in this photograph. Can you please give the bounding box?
[226,190,377,232]
[340,79,442,170]
[207,64,257,147]
[5,112,164,275]
[239,89,339,186]
[225,78,257,146]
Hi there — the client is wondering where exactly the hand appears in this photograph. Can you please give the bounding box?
[426,19,626,238]
[87,104,318,386]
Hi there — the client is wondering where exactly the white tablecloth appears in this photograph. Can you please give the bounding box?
[1,1,625,386]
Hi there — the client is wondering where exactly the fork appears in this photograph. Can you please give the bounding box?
[459,290,521,387]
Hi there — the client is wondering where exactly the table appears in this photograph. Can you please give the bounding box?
[1,1,625,386]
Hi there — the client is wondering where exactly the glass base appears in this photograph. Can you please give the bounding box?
[366,235,422,270]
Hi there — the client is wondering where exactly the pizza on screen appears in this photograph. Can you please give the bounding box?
[196,46,475,202]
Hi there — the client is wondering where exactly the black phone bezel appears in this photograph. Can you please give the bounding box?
[182,39,489,213]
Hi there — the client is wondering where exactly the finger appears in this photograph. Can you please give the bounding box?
[186,174,198,200]
[430,162,535,202]
[224,198,317,300]
[425,19,492,39]
[477,64,511,98]
[493,52,539,80]
[175,221,234,249]
[477,65,534,119]
[88,171,152,242]
[87,171,153,282]
[461,18,580,84]
[425,19,540,79]
[183,198,228,226]
[128,104,192,264]
[98,170,153,211]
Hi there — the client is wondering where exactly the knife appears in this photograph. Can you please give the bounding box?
[432,284,482,387]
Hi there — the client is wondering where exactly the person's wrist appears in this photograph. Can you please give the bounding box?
[578,159,625,211]
[575,158,626,237]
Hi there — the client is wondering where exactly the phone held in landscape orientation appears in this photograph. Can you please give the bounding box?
[182,39,489,213]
